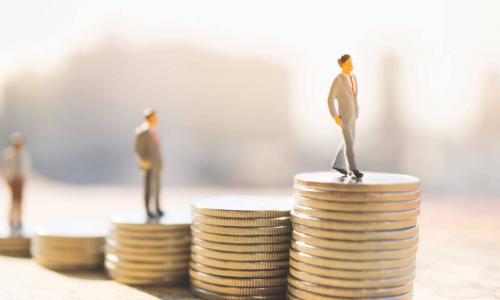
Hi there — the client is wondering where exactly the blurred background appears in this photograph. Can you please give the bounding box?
[0,0,499,197]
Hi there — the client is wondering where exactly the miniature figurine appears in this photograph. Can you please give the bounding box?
[135,109,164,219]
[1,133,31,234]
[327,54,364,178]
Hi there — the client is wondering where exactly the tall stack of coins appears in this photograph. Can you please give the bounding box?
[0,228,31,257]
[190,196,294,300]
[288,172,420,300]
[32,220,108,270]
[105,209,191,285]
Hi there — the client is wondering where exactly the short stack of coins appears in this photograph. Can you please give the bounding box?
[0,228,31,257]
[288,172,420,300]
[32,220,108,270]
[190,196,294,300]
[105,209,191,285]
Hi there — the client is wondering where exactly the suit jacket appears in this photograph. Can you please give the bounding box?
[327,73,359,124]
[135,123,162,171]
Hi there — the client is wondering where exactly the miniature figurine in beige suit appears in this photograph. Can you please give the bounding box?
[135,109,164,219]
[1,133,31,234]
[327,54,363,178]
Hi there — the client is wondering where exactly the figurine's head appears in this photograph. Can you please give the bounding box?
[144,108,158,127]
[338,54,353,74]
[10,132,24,151]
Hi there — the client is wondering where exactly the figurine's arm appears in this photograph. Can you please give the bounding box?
[135,133,152,170]
[354,75,359,118]
[327,79,343,126]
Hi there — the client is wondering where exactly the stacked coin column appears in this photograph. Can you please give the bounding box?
[105,209,191,285]
[32,220,108,270]
[0,229,31,258]
[190,196,293,300]
[288,172,420,300]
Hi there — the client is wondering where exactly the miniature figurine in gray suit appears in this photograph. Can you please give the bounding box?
[327,54,364,178]
[135,109,164,219]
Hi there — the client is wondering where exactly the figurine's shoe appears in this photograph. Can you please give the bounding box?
[352,170,364,178]
[146,211,156,219]
[156,209,165,218]
[333,167,348,175]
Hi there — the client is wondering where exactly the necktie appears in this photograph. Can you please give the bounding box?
[151,128,160,145]
[349,75,355,96]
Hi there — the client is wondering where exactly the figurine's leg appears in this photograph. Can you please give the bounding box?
[332,142,346,170]
[8,181,15,231]
[15,180,23,230]
[342,122,358,171]
[153,171,163,217]
[144,170,153,217]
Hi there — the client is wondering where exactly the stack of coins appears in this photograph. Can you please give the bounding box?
[289,172,420,300]
[32,220,108,270]
[0,228,31,257]
[105,209,191,285]
[190,195,294,300]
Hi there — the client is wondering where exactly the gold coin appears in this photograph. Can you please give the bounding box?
[0,242,31,251]
[192,196,292,218]
[0,236,31,247]
[288,275,414,298]
[192,238,290,253]
[190,269,287,287]
[34,220,108,244]
[294,187,420,202]
[191,254,289,270]
[106,239,188,255]
[290,249,415,270]
[294,172,420,193]
[287,284,414,300]
[292,212,417,231]
[108,270,187,285]
[293,231,418,251]
[191,245,289,262]
[190,262,288,278]
[192,222,291,236]
[0,249,31,257]
[289,258,415,279]
[191,286,284,300]
[34,256,103,270]
[191,228,290,244]
[106,253,188,271]
[192,214,291,228]
[105,260,187,279]
[109,251,189,263]
[295,197,420,212]
[293,224,419,241]
[291,240,418,260]
[289,267,415,288]
[33,236,104,246]
[108,233,190,247]
[191,279,286,296]
[110,227,190,238]
[31,246,103,259]
[293,205,420,222]
[111,209,191,232]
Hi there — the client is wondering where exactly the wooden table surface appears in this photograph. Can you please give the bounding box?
[0,180,499,299]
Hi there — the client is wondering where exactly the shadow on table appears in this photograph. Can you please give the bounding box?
[135,282,200,300]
